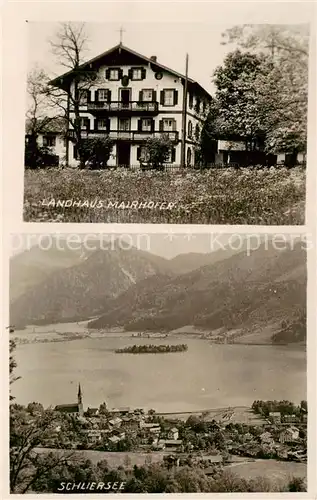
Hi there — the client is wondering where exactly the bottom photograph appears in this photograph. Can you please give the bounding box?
[9,232,307,494]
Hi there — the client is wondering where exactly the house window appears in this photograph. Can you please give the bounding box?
[141,118,152,132]
[195,97,201,114]
[43,135,56,147]
[163,89,174,106]
[131,68,142,80]
[107,68,120,81]
[118,118,130,131]
[195,123,200,140]
[80,118,89,129]
[188,121,193,138]
[98,89,109,101]
[162,119,176,131]
[97,119,109,130]
[138,146,150,162]
[142,89,153,102]
[165,148,176,163]
[187,147,192,165]
[189,93,193,109]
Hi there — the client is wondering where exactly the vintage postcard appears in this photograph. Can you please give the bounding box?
[1,1,316,499]
[18,15,310,224]
[7,231,310,494]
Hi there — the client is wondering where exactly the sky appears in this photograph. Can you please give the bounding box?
[10,232,241,259]
[27,21,238,95]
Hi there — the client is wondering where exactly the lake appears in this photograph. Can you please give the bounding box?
[12,336,306,412]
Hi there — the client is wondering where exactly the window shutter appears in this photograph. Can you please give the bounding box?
[86,118,90,131]
[107,118,111,131]
[173,90,178,105]
[171,148,176,163]
[141,68,146,79]
[159,120,163,132]
[87,90,92,103]
[138,119,142,132]
[107,90,112,103]
[119,69,124,79]
[128,69,133,79]
[160,90,164,105]
[137,147,141,161]
[152,90,156,102]
[105,68,111,79]
[151,119,155,132]
[94,118,98,131]
[139,91,143,102]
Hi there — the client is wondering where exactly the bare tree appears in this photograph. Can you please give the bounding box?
[47,22,100,166]
[25,68,60,167]
[26,68,52,135]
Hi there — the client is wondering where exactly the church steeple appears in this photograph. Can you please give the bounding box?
[78,383,82,404]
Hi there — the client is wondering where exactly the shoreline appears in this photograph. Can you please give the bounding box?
[11,330,305,348]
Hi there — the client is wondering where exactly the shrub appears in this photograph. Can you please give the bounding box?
[143,135,174,169]
[79,137,114,169]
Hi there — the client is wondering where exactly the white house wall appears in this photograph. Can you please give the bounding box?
[68,60,210,166]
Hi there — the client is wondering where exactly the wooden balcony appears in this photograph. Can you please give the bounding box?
[69,130,179,143]
[87,101,159,115]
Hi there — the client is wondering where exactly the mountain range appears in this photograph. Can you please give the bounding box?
[10,239,306,344]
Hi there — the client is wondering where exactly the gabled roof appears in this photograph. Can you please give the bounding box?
[49,43,212,99]
[55,403,80,413]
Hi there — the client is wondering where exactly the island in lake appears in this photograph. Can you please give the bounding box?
[115,344,188,354]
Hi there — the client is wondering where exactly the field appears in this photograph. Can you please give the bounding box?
[23,166,305,224]
[225,458,307,482]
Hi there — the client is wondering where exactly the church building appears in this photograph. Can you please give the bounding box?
[54,384,84,417]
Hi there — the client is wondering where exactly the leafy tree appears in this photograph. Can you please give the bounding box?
[300,400,308,412]
[98,402,108,415]
[10,405,73,492]
[27,402,44,416]
[143,135,174,169]
[212,50,267,151]
[221,24,309,159]
[9,338,21,401]
[288,476,306,492]
[79,137,114,169]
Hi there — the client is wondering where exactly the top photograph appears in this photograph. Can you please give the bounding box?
[23,22,309,224]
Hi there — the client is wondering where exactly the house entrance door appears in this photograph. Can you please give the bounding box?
[117,142,131,166]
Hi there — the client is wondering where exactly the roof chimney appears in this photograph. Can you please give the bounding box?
[150,55,157,62]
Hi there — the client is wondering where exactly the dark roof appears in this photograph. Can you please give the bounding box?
[55,403,80,413]
[49,43,212,99]
[25,116,67,135]
[87,407,99,413]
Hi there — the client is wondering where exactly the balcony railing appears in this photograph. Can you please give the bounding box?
[69,130,179,142]
[87,101,159,114]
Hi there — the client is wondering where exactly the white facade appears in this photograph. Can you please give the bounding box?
[59,45,211,167]
[38,133,66,163]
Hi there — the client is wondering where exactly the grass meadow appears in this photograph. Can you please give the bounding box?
[23,166,305,224]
